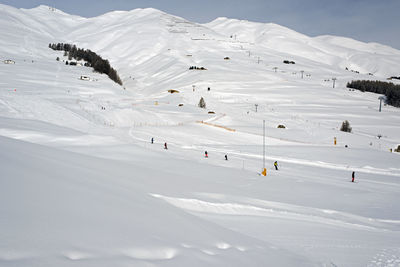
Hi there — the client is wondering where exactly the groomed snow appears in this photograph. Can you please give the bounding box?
[0,4,400,267]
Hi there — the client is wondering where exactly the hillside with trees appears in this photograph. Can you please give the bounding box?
[49,43,122,85]
[347,80,400,108]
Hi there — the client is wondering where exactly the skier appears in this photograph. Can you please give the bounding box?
[225,154,228,161]
[352,171,355,182]
[274,161,279,170]
[151,137,154,144]
[205,151,208,158]
[207,87,210,91]
[164,142,168,150]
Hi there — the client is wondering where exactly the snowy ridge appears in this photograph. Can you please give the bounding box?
[1,4,400,267]
[206,17,400,77]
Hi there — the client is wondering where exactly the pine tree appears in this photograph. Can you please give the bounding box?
[198,97,206,109]
[340,120,352,133]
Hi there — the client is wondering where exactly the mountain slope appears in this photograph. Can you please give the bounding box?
[1,4,400,267]
[205,17,400,77]
[1,135,316,266]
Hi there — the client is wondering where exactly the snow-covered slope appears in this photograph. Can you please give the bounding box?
[205,17,400,77]
[1,135,316,266]
[1,4,400,267]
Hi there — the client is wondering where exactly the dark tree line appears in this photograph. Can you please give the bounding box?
[283,60,295,64]
[49,43,122,85]
[347,80,400,108]
[189,66,207,70]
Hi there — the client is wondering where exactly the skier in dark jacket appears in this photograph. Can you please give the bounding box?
[164,142,168,149]
[151,137,154,144]
[205,151,208,158]
[225,154,228,160]
[274,161,279,170]
[352,171,355,182]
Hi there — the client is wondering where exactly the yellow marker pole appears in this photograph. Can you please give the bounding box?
[262,120,266,176]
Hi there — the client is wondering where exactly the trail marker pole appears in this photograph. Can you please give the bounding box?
[332,78,337,88]
[378,96,386,112]
[262,120,266,176]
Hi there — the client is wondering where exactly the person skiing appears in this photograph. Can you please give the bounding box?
[225,154,228,160]
[274,161,279,170]
[352,171,355,182]
[164,142,168,150]
[205,151,208,158]
[151,137,154,144]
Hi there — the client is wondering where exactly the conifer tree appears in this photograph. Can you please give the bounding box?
[198,97,206,109]
[340,120,352,133]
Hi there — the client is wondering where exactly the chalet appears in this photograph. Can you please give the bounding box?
[3,59,15,64]
[80,75,90,81]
